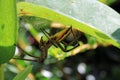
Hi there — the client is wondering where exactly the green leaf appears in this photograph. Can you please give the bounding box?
[99,0,117,5]
[20,16,51,30]
[17,0,120,47]
[0,0,17,64]
[13,65,33,80]
[0,65,4,80]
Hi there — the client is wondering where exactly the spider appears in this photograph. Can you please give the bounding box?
[14,26,87,63]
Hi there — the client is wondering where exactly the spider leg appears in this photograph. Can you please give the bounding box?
[40,28,58,48]
[40,28,51,37]
[56,43,69,52]
[39,36,48,62]
[69,26,80,46]
[56,42,79,52]
[39,28,69,52]
[14,44,44,63]
[13,57,38,62]
[59,26,80,52]
[16,45,40,58]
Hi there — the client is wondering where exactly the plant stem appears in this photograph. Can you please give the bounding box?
[0,64,4,80]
